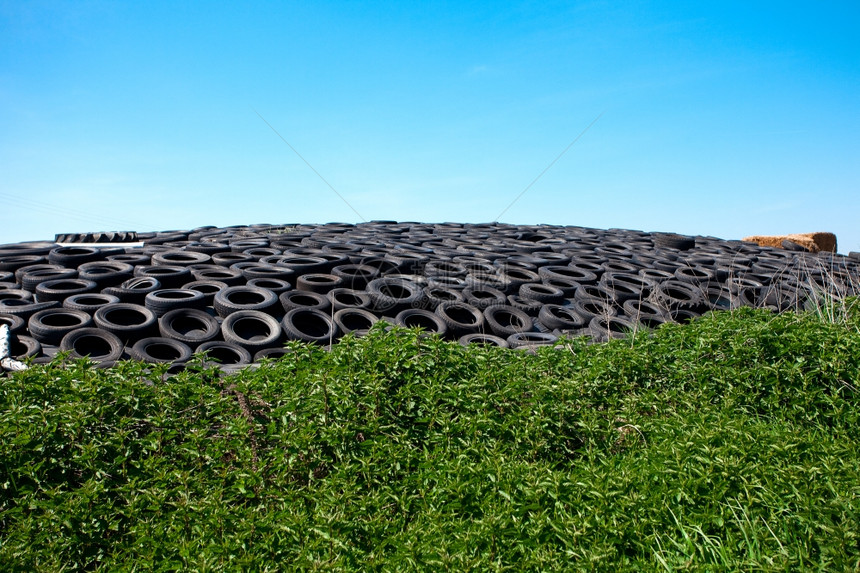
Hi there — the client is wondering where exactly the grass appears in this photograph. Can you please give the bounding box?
[1,303,859,571]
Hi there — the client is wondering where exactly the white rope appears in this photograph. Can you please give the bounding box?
[0,323,29,372]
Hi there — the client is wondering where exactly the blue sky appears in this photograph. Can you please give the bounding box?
[2,1,858,251]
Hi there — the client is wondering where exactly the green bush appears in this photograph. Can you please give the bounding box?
[1,305,859,571]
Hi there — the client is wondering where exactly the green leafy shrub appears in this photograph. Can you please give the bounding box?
[1,305,859,571]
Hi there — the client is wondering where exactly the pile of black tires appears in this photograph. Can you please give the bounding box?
[1,222,858,368]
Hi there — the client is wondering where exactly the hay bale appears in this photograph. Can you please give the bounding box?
[742,232,837,253]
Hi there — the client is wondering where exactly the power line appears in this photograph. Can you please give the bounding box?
[253,108,366,222]
[494,111,604,221]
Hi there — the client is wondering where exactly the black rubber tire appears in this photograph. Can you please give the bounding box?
[599,279,646,304]
[272,256,330,275]
[506,294,544,316]
[333,307,379,335]
[279,290,331,314]
[781,239,807,252]
[424,261,467,278]
[195,341,252,365]
[34,278,99,303]
[93,303,158,343]
[62,293,121,315]
[570,299,618,321]
[212,252,255,267]
[0,314,25,334]
[674,266,715,287]
[654,280,706,311]
[464,273,512,294]
[0,298,58,321]
[14,263,65,285]
[191,267,245,286]
[59,327,124,362]
[327,288,372,311]
[133,265,192,289]
[180,280,228,306]
[107,253,151,266]
[495,267,541,292]
[10,334,42,359]
[639,268,675,282]
[331,264,379,290]
[482,305,533,338]
[701,285,744,312]
[221,310,283,352]
[622,299,667,320]
[239,265,296,282]
[653,232,696,251]
[519,282,566,304]
[458,333,509,348]
[47,246,104,267]
[295,273,344,294]
[506,332,558,349]
[129,337,193,364]
[214,285,279,318]
[366,277,424,315]
[537,304,587,331]
[573,284,617,305]
[253,347,293,361]
[152,250,213,267]
[0,254,46,272]
[434,302,485,336]
[159,308,221,345]
[28,308,93,345]
[588,315,638,342]
[144,289,207,318]
[422,286,465,310]
[21,268,78,293]
[246,278,292,295]
[76,261,135,288]
[282,308,339,344]
[102,277,162,304]
[538,266,597,284]
[395,308,448,336]
[462,286,507,310]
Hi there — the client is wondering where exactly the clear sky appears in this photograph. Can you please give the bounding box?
[2,1,858,251]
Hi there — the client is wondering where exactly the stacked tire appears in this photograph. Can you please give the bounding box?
[1,222,857,365]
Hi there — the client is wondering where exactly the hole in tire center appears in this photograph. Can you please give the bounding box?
[403,314,439,331]
[71,295,112,306]
[334,293,362,306]
[304,275,335,283]
[445,306,479,325]
[470,290,496,300]
[156,290,197,300]
[205,346,242,364]
[287,294,321,307]
[339,312,373,331]
[494,310,524,328]
[664,287,693,301]
[143,343,182,360]
[103,308,147,326]
[44,281,86,290]
[232,317,274,341]
[200,270,235,279]
[379,284,411,300]
[72,335,112,358]
[170,315,209,336]
[40,313,86,327]
[291,312,331,337]
[226,291,266,305]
